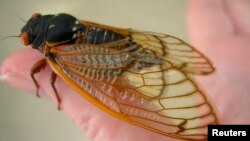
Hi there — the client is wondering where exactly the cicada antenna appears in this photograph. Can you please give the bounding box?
[17,14,27,23]
[0,14,24,42]
[0,35,20,42]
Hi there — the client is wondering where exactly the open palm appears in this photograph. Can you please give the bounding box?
[187,0,250,124]
[1,0,249,141]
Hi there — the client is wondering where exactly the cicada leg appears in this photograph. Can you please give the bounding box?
[30,59,47,97]
[50,72,61,110]
[31,59,62,110]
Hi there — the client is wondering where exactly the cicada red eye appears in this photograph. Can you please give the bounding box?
[32,12,41,18]
[20,32,29,45]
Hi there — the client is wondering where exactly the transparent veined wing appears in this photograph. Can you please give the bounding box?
[46,38,218,141]
[129,31,215,75]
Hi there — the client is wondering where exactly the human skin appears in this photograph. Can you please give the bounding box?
[1,0,250,141]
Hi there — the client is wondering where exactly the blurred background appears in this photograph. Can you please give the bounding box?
[0,0,187,141]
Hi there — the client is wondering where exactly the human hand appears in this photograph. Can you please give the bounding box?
[187,0,250,124]
[1,0,249,141]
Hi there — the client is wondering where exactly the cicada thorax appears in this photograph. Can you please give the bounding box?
[46,16,129,46]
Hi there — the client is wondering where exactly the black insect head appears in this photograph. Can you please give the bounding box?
[21,13,85,50]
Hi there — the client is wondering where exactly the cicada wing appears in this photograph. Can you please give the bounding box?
[46,38,218,140]
[121,60,218,140]
[129,31,215,75]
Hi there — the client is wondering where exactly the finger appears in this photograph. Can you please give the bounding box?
[225,0,250,36]
[187,0,234,46]
[0,48,171,141]
[0,48,46,95]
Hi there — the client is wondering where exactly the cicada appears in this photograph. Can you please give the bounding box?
[19,13,219,140]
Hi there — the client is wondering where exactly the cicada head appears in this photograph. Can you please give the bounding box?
[20,13,52,49]
[20,13,85,51]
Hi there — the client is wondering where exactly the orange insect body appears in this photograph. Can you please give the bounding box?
[20,13,219,140]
